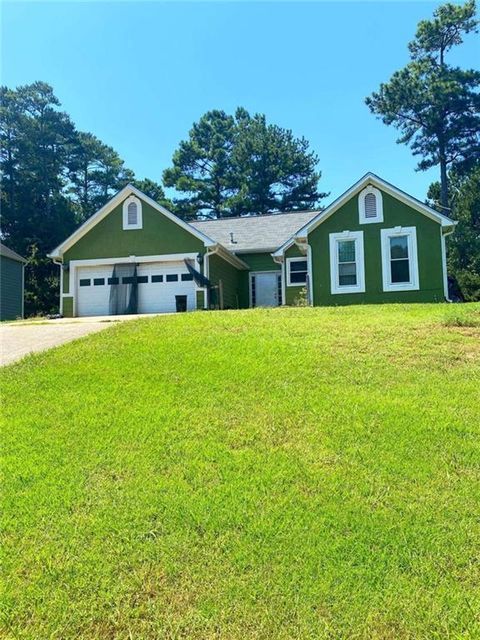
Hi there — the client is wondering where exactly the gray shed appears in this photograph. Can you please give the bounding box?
[0,242,26,320]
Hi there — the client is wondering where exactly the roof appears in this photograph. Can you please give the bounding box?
[273,172,457,257]
[0,242,26,263]
[191,210,320,253]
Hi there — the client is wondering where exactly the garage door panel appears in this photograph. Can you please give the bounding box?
[76,261,197,317]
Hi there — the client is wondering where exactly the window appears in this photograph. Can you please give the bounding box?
[381,227,419,292]
[329,231,365,294]
[151,275,163,283]
[93,278,105,286]
[286,258,308,286]
[137,276,148,284]
[79,278,90,287]
[181,273,194,282]
[358,186,383,224]
[122,276,135,284]
[338,240,357,286]
[166,274,178,282]
[108,277,119,285]
[122,195,143,230]
[277,273,282,305]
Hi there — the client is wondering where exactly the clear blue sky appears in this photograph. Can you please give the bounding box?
[2,1,478,205]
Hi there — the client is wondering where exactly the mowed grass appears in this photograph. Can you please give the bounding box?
[1,304,480,640]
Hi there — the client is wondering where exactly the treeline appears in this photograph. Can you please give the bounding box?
[366,0,480,300]
[0,83,324,314]
[0,82,172,314]
[1,0,479,315]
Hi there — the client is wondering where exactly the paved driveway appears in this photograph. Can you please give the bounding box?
[0,314,159,366]
[0,320,111,366]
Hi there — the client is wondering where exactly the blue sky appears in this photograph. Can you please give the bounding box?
[2,1,478,205]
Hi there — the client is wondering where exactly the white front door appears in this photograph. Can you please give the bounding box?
[252,272,280,307]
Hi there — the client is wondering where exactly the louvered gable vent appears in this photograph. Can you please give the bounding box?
[127,201,138,225]
[364,192,377,218]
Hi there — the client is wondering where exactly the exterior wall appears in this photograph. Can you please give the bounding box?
[196,290,205,310]
[284,244,308,306]
[237,252,280,308]
[308,189,445,306]
[0,255,23,320]
[61,197,205,298]
[208,254,242,309]
[62,297,74,317]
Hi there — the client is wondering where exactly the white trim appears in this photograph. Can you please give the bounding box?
[286,256,308,287]
[329,231,365,295]
[122,195,143,230]
[306,244,313,305]
[358,185,383,224]
[48,184,216,259]
[21,262,25,318]
[441,227,454,302]
[380,226,419,292]
[281,260,286,305]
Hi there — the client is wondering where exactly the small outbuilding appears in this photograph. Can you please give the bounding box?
[0,242,26,320]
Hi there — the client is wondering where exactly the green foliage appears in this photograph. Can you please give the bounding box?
[1,304,480,638]
[366,1,479,209]
[292,286,309,306]
[163,107,326,219]
[443,166,480,300]
[0,82,166,314]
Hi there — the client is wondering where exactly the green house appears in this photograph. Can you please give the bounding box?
[48,173,456,317]
[0,242,26,321]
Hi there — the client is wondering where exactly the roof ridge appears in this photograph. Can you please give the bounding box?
[191,209,321,223]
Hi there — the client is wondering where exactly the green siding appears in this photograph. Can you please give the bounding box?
[196,290,205,310]
[0,255,23,320]
[237,253,280,308]
[64,198,204,263]
[62,297,74,317]
[308,189,445,306]
[208,254,242,309]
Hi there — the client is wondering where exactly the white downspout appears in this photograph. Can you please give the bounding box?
[441,227,455,303]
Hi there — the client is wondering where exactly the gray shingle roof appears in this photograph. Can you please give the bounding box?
[190,210,320,253]
[0,242,26,263]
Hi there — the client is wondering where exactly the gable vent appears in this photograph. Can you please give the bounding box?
[364,192,377,218]
[127,201,138,225]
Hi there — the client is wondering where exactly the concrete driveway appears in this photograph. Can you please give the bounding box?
[0,314,158,366]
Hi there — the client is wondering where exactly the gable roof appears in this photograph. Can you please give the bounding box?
[48,184,217,259]
[0,242,27,263]
[191,210,320,253]
[272,172,457,257]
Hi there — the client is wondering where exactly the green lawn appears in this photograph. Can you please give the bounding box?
[2,304,480,639]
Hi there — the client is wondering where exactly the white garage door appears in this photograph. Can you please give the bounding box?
[76,261,197,317]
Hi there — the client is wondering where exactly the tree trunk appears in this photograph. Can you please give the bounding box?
[438,134,449,212]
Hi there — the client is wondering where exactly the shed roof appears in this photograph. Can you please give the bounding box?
[191,210,320,253]
[0,242,26,263]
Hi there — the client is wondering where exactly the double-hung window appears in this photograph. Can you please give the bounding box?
[381,227,419,292]
[329,231,365,294]
[286,257,308,286]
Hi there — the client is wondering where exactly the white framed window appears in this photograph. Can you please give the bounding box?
[286,257,308,286]
[122,195,143,230]
[329,231,365,294]
[381,226,419,292]
[358,185,383,224]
